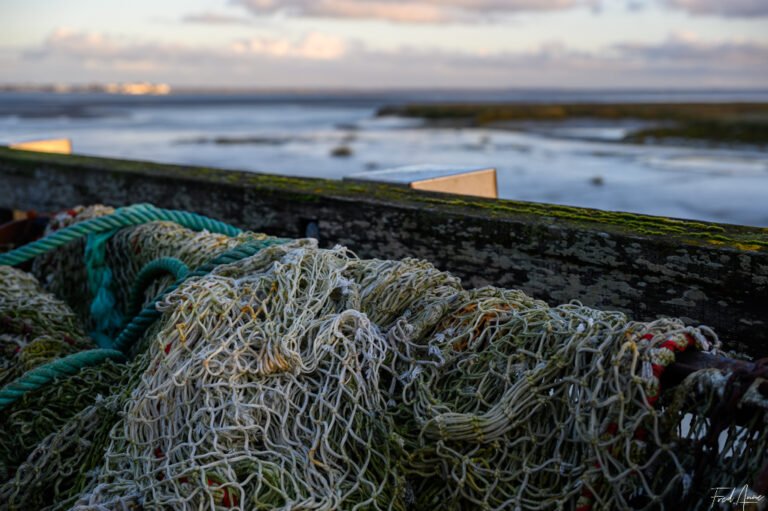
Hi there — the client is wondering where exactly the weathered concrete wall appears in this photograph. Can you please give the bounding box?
[1,147,766,355]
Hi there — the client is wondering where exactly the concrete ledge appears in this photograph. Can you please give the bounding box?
[1,147,766,356]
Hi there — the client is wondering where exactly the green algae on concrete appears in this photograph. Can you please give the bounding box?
[0,146,766,251]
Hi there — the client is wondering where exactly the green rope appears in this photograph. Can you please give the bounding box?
[0,349,125,410]
[86,230,124,348]
[112,238,289,353]
[0,202,242,347]
[126,257,190,318]
[0,204,247,411]
[0,237,290,411]
[0,203,242,267]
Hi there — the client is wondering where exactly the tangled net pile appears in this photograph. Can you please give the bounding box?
[1,204,766,510]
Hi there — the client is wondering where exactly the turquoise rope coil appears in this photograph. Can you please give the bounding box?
[0,204,269,412]
[112,238,288,353]
[0,203,242,267]
[86,229,124,348]
[0,210,289,411]
[0,349,125,410]
[126,257,190,318]
[0,202,242,347]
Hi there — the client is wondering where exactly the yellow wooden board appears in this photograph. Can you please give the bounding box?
[9,138,72,155]
[410,168,497,198]
[345,165,498,199]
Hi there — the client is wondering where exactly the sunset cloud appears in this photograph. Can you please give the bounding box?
[232,0,595,23]
[14,28,767,88]
[665,0,768,17]
[363,34,768,87]
[181,12,252,25]
[615,31,768,64]
[26,29,348,64]
[231,33,347,60]
[3,0,767,90]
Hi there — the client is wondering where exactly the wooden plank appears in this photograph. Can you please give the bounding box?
[0,147,766,356]
[409,169,497,198]
[346,165,498,198]
[9,138,72,155]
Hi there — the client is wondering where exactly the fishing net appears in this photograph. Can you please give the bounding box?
[32,205,266,329]
[31,205,117,323]
[1,204,766,510]
[0,266,116,502]
[0,265,91,385]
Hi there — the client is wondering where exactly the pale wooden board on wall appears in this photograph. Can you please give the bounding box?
[9,138,72,155]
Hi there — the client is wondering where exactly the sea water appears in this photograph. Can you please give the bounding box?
[1,90,766,226]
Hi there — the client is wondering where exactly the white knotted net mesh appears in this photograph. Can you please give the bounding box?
[1,205,766,510]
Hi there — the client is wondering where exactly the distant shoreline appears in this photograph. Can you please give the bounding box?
[376,102,768,146]
[2,91,768,146]
[2,84,768,94]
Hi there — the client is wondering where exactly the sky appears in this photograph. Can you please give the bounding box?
[1,0,767,89]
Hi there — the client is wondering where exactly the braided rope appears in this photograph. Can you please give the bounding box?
[0,206,256,412]
[111,237,289,353]
[0,203,242,267]
[0,239,290,412]
[0,349,125,410]
[126,257,189,318]
[86,229,124,347]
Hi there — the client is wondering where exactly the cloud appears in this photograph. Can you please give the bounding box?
[615,32,768,68]
[231,32,347,59]
[25,28,124,60]
[349,34,768,87]
[665,0,768,17]
[23,28,210,67]
[26,29,347,64]
[181,12,252,25]
[625,1,645,12]
[12,28,768,88]
[231,0,595,23]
